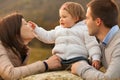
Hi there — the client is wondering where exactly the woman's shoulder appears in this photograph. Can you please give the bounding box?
[0,41,4,48]
[0,41,8,54]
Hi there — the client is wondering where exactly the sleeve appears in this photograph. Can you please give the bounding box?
[0,45,45,80]
[75,45,120,80]
[34,25,56,44]
[84,30,101,61]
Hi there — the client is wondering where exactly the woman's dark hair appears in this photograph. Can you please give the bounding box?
[0,12,28,62]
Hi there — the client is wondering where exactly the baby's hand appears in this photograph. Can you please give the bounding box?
[92,60,101,70]
[28,21,36,29]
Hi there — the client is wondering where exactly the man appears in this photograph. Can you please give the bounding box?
[71,0,120,80]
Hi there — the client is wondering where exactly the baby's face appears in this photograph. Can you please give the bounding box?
[59,9,77,28]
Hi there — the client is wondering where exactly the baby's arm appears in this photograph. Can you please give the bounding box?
[28,21,56,43]
[91,54,101,70]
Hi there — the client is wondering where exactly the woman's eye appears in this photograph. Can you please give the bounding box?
[24,23,28,25]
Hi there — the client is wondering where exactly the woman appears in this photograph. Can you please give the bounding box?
[0,12,61,80]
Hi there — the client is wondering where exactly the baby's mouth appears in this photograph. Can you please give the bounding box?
[61,23,64,26]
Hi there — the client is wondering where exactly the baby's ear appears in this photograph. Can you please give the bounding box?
[74,17,79,23]
[28,21,36,29]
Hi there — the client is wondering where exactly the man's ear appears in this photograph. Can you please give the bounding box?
[95,18,102,26]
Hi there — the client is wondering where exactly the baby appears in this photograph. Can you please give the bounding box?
[30,2,101,70]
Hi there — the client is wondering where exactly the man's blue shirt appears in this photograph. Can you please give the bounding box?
[102,25,119,46]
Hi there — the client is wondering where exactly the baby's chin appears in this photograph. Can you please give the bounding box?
[60,24,72,28]
[60,25,64,27]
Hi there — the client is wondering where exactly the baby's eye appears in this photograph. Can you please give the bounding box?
[63,16,67,18]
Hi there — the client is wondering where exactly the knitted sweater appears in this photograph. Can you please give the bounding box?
[0,41,45,80]
[76,30,120,80]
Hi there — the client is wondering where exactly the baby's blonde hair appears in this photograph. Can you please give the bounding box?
[60,2,85,22]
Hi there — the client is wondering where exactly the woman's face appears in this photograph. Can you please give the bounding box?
[21,18,35,44]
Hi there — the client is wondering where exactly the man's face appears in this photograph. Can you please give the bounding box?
[85,7,99,36]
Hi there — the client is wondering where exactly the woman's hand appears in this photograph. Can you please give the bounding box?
[45,55,61,70]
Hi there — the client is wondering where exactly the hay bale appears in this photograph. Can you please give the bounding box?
[21,71,83,80]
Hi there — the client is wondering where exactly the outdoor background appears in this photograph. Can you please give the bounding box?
[0,0,120,63]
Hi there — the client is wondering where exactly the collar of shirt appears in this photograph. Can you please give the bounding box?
[102,25,119,46]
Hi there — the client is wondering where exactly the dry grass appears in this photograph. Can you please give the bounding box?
[28,47,52,64]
